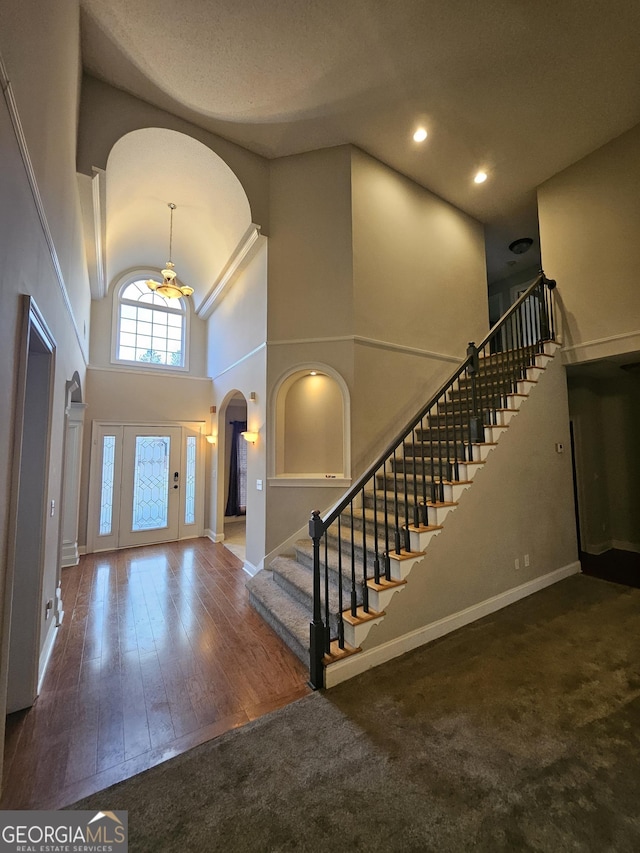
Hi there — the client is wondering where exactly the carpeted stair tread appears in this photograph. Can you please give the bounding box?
[246,569,310,664]
[271,554,345,616]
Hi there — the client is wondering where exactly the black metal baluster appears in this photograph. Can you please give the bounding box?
[349,503,357,617]
[420,416,428,525]
[373,466,380,584]
[412,426,419,529]
[324,535,330,654]
[383,459,391,580]
[337,516,344,649]
[403,438,411,550]
[393,447,401,554]
[361,487,369,612]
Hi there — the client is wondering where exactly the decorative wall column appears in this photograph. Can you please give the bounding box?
[60,402,87,567]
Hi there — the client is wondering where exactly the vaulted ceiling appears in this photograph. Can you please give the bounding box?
[81,0,640,285]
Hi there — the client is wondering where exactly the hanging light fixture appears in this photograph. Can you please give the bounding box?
[146,203,194,299]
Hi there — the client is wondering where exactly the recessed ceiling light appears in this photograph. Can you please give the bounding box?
[310,371,317,376]
[474,171,488,184]
[413,128,428,142]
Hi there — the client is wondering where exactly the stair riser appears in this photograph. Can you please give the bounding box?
[362,481,468,512]
[248,590,309,665]
[272,568,351,631]
[294,540,376,591]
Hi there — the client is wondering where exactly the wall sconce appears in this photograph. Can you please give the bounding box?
[205,435,216,445]
[241,431,258,444]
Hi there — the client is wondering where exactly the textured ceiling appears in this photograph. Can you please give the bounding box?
[81,0,640,284]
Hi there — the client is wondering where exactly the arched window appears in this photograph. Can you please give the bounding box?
[113,277,188,369]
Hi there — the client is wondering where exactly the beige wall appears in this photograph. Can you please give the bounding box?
[0,0,89,781]
[283,374,344,475]
[267,146,354,341]
[538,122,640,362]
[208,241,268,571]
[78,76,271,235]
[365,354,578,650]
[351,149,487,354]
[350,149,487,473]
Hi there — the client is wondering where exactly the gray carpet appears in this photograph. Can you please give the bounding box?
[72,574,640,852]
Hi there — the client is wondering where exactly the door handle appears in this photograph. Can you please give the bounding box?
[173,471,179,489]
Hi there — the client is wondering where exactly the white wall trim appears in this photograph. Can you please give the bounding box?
[205,528,224,543]
[91,168,107,300]
[61,542,80,568]
[611,539,640,554]
[0,52,87,365]
[87,364,213,382]
[325,560,581,688]
[268,334,461,364]
[211,342,266,381]
[583,541,612,556]
[353,335,462,363]
[197,225,262,319]
[562,328,640,364]
[263,521,310,570]
[37,620,58,694]
[268,477,351,488]
[78,546,87,556]
[243,558,262,577]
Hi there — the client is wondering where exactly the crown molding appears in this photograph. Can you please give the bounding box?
[196,224,262,319]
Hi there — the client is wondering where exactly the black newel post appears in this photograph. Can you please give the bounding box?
[308,509,326,690]
[467,341,485,444]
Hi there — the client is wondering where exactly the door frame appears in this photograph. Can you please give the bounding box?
[87,420,206,553]
[1,296,56,714]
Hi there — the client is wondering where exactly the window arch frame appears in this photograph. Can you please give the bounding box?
[110,269,191,372]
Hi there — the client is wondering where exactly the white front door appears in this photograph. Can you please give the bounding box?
[118,426,182,547]
[89,423,203,551]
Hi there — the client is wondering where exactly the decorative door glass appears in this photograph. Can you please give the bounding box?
[131,435,171,531]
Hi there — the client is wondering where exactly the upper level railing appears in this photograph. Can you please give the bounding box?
[307,272,557,688]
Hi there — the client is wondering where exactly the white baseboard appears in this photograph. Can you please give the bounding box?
[325,561,581,688]
[205,528,224,543]
[611,539,640,554]
[583,541,612,555]
[243,559,261,577]
[38,619,59,694]
[78,545,87,556]
[61,541,80,567]
[263,522,309,569]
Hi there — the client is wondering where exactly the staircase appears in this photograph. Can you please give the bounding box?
[247,274,559,686]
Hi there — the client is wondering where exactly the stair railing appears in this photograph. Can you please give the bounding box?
[308,272,556,688]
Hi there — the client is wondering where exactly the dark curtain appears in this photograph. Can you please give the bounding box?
[225,420,247,516]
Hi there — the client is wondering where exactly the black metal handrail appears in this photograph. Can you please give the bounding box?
[308,272,556,688]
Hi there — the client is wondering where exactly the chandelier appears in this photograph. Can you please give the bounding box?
[146,203,194,299]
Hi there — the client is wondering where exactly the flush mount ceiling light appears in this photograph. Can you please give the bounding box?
[413,127,428,142]
[146,203,194,299]
[508,237,534,255]
[474,171,488,184]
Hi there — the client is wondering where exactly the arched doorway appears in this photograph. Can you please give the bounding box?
[221,392,248,562]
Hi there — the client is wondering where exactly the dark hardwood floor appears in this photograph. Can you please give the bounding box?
[1,539,310,810]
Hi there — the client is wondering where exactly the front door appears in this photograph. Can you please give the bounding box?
[89,423,201,551]
[118,426,182,547]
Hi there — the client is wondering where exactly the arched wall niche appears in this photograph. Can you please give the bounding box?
[271,364,350,480]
